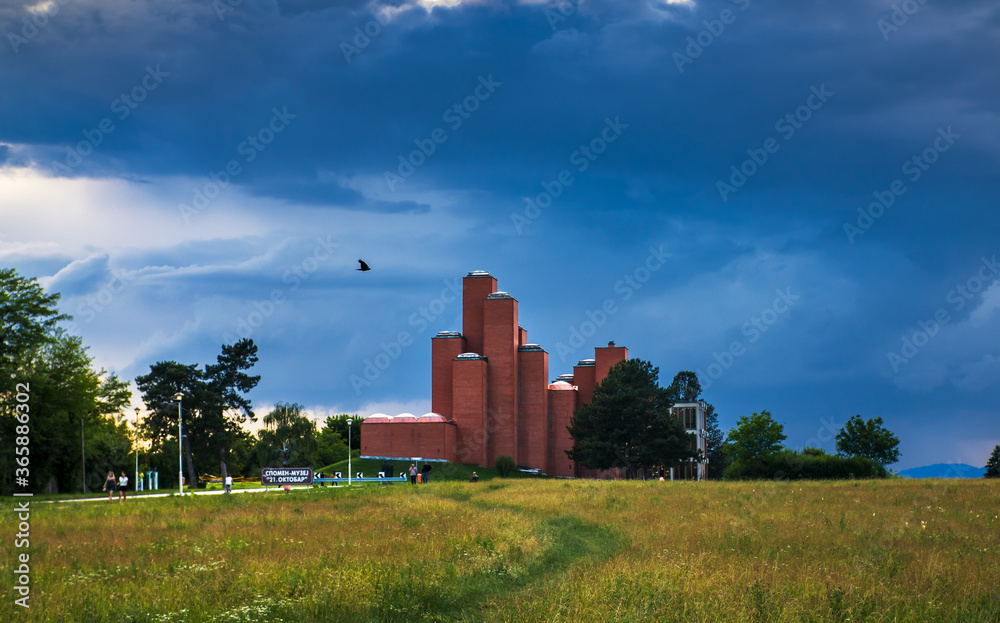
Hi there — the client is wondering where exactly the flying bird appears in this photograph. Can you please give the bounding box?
[357,259,371,271]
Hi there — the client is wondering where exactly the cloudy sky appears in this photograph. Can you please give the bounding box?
[2,0,997,470]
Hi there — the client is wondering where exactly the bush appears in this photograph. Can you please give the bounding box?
[723,449,888,480]
[495,455,515,477]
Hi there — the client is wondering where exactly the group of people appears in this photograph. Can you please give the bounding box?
[408,463,432,484]
[104,471,130,502]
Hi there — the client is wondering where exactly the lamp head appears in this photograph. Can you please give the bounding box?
[347,418,353,426]
[173,392,183,402]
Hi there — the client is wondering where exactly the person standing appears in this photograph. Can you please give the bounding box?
[224,474,233,494]
[470,472,479,482]
[105,471,117,502]
[118,471,129,501]
[420,463,431,484]
[409,463,417,485]
[137,471,144,492]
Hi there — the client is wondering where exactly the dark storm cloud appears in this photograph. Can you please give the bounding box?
[2,0,996,219]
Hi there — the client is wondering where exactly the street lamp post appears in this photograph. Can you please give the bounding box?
[347,418,353,487]
[134,407,141,494]
[174,393,184,496]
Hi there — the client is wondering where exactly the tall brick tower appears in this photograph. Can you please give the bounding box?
[362,270,629,478]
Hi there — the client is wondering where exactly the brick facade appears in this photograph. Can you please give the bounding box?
[360,271,627,476]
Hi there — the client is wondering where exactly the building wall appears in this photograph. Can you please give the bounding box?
[594,342,629,383]
[452,356,488,466]
[547,384,577,477]
[462,272,496,356]
[483,294,519,466]
[517,346,549,472]
[573,361,596,409]
[360,421,457,463]
[431,333,466,419]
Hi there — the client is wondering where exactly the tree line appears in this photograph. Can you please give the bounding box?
[0,268,357,494]
[566,358,907,480]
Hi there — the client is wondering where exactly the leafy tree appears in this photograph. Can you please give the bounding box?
[835,415,901,466]
[135,339,259,488]
[724,410,786,467]
[567,359,695,479]
[704,403,731,479]
[322,413,362,450]
[256,403,318,468]
[203,339,260,480]
[666,370,701,403]
[0,268,67,396]
[316,417,350,467]
[985,445,1000,479]
[1,333,131,494]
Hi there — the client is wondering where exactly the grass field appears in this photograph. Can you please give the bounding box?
[2,478,998,622]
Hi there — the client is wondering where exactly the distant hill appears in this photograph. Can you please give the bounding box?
[898,463,986,479]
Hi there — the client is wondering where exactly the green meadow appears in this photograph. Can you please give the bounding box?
[2,478,998,622]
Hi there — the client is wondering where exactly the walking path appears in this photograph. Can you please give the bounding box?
[40,486,320,503]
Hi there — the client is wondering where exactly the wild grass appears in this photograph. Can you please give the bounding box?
[1,479,998,622]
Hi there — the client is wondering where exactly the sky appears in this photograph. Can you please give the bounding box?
[1,0,997,471]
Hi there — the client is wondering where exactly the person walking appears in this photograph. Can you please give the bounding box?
[420,463,431,484]
[409,463,417,485]
[104,471,117,502]
[224,474,233,494]
[118,471,129,501]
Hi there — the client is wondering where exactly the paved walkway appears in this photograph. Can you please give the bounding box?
[41,486,321,503]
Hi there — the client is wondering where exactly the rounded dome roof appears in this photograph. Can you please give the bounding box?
[548,381,576,390]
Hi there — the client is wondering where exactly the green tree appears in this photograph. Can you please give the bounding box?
[316,417,350,467]
[1,333,132,494]
[322,413,362,450]
[835,415,901,466]
[135,339,259,488]
[567,359,695,479]
[724,410,786,468]
[256,403,318,468]
[666,370,701,403]
[985,445,1000,479]
[0,268,67,396]
[203,339,260,480]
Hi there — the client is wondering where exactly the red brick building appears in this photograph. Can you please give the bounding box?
[361,270,628,477]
